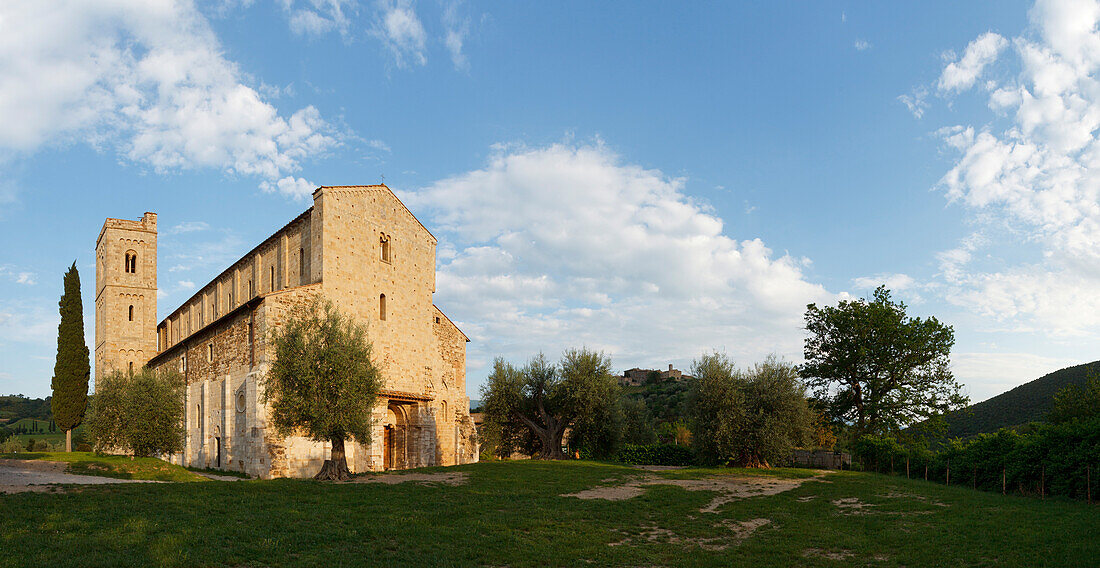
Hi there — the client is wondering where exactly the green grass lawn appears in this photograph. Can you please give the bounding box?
[0,452,207,482]
[0,460,1095,567]
[5,419,86,446]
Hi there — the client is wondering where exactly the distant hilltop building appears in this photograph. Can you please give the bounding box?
[95,185,479,478]
[619,364,693,386]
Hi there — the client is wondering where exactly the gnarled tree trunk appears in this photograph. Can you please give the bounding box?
[315,437,351,481]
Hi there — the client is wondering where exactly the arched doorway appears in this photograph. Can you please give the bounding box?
[382,404,407,470]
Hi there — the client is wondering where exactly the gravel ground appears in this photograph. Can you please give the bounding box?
[0,459,160,493]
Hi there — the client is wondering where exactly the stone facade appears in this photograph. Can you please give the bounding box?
[95,185,478,478]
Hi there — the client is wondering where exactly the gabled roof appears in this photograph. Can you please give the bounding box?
[314,184,437,245]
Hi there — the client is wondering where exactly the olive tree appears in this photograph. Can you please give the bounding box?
[263,297,383,481]
[690,353,812,467]
[86,368,185,457]
[480,348,618,460]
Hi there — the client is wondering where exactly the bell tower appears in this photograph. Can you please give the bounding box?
[95,212,158,378]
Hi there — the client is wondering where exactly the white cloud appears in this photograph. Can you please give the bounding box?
[938,31,1008,92]
[281,0,355,38]
[442,0,469,70]
[852,273,916,291]
[0,0,340,191]
[169,221,210,234]
[260,176,317,199]
[372,0,428,67]
[178,280,196,290]
[854,39,871,51]
[898,86,929,118]
[934,0,1100,334]
[0,265,37,286]
[403,143,836,380]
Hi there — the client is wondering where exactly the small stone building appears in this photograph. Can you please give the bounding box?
[95,185,478,478]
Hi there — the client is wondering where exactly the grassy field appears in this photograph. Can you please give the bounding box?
[4,419,86,446]
[1,452,207,482]
[0,460,1096,567]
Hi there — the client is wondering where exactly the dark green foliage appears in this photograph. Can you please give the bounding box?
[936,361,1100,439]
[690,353,813,467]
[481,348,620,460]
[615,443,695,466]
[0,425,10,442]
[801,286,967,435]
[853,416,1100,500]
[51,262,90,436]
[620,397,658,445]
[263,297,383,479]
[0,394,53,423]
[86,368,186,457]
[1048,371,1100,425]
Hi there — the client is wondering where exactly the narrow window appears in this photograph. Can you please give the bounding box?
[380,235,391,263]
[124,251,138,274]
[128,361,134,375]
[299,248,305,283]
[435,316,440,324]
[128,305,134,321]
[208,343,214,362]
[379,294,387,321]
[248,279,254,297]
[270,266,275,291]
[441,400,447,420]
[182,353,187,372]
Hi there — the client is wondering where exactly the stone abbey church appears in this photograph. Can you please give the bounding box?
[94,185,479,478]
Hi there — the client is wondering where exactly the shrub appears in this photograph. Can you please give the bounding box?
[616,444,695,466]
[75,442,92,452]
[0,438,24,453]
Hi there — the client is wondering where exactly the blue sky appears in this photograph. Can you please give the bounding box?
[2,0,1095,405]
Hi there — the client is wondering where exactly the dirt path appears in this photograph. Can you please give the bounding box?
[0,459,160,493]
[564,471,827,513]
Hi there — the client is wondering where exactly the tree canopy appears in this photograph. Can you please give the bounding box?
[689,353,812,467]
[480,348,619,460]
[263,297,383,480]
[800,286,967,436]
[51,261,90,451]
[86,368,185,457]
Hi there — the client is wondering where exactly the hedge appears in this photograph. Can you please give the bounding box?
[851,415,1100,500]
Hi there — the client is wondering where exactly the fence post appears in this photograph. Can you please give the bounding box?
[906,456,910,479]
[924,464,928,481]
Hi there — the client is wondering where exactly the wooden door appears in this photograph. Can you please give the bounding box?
[383,426,392,469]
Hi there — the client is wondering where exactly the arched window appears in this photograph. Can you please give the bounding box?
[124,251,137,274]
[380,235,391,263]
[128,305,134,321]
[379,294,387,321]
[128,361,134,375]
[440,400,447,420]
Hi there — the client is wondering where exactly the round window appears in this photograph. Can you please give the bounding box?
[235,391,247,413]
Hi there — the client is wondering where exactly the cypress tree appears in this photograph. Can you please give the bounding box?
[51,262,90,452]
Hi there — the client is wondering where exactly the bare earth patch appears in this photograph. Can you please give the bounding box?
[609,518,771,550]
[803,548,855,560]
[351,471,468,486]
[0,459,161,493]
[565,472,819,513]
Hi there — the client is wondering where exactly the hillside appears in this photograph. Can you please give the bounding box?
[942,360,1099,439]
